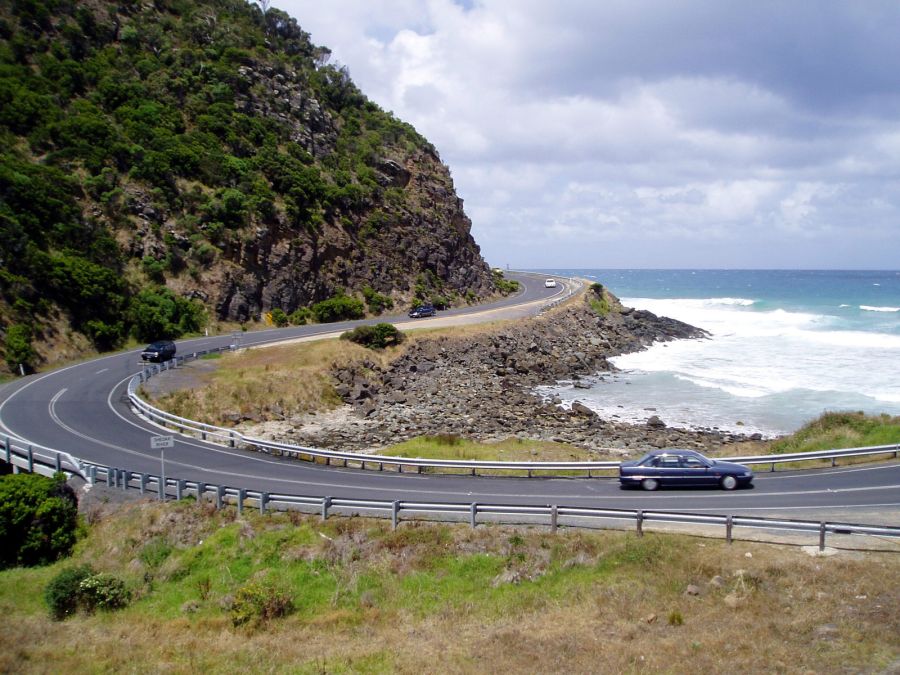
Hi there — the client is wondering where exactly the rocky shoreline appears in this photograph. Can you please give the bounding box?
[255,290,765,459]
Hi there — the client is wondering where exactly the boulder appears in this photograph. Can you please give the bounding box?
[646,415,667,429]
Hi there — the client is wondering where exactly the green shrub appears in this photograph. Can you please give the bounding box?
[79,573,131,612]
[311,294,365,323]
[492,270,519,295]
[128,286,206,341]
[430,294,449,310]
[289,307,312,325]
[0,472,78,569]
[229,579,294,627]
[362,286,394,314]
[45,564,95,620]
[588,282,610,316]
[340,323,404,349]
[4,323,37,373]
[269,308,288,327]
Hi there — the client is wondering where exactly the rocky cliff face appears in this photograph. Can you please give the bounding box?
[0,0,494,370]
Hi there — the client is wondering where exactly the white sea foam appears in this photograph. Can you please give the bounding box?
[860,305,900,312]
[542,294,900,435]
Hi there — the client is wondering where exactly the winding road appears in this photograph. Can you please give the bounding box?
[2,271,900,523]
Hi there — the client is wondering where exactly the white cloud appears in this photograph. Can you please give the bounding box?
[275,0,900,269]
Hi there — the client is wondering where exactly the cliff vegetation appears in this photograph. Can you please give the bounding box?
[0,0,495,373]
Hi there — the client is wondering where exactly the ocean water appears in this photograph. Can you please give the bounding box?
[533,269,900,438]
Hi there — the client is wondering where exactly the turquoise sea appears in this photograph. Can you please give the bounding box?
[532,269,900,438]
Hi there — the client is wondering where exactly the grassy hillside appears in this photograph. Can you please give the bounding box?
[0,498,898,673]
[0,0,494,373]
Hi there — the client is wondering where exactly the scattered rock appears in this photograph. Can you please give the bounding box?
[646,415,666,429]
[684,584,702,596]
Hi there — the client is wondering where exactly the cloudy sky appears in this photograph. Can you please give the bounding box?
[276,0,900,269]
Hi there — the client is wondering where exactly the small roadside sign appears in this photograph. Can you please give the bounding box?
[151,435,174,450]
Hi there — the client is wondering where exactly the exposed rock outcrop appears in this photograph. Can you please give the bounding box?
[273,295,752,456]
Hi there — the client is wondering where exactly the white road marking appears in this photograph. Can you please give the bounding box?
[95,368,108,374]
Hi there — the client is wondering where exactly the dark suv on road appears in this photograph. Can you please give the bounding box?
[141,340,176,362]
[408,304,436,318]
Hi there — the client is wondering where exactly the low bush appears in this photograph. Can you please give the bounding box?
[0,472,78,569]
[289,307,312,325]
[588,282,610,316]
[4,323,37,373]
[492,270,520,295]
[45,564,95,620]
[229,579,294,627]
[362,286,394,314]
[79,573,131,612]
[45,565,131,620]
[269,308,288,327]
[340,323,404,349]
[311,294,365,323]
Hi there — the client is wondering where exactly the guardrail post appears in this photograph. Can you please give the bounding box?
[322,496,332,521]
[90,465,97,485]
[726,515,733,544]
[831,457,837,467]
[158,475,166,501]
[771,462,776,472]
[550,505,558,533]
[4,436,10,465]
[378,462,383,471]
[196,482,206,503]
[259,492,268,514]
[528,469,532,478]
[139,473,147,495]
[201,430,207,441]
[237,489,246,515]
[819,522,826,551]
[470,503,477,529]
[391,500,400,530]
[636,510,644,537]
[215,485,224,509]
[27,445,33,473]
[107,467,114,487]
[176,479,184,500]
[229,432,236,448]
[55,453,62,473]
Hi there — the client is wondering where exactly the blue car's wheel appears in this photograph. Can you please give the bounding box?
[641,478,659,491]
[720,475,738,490]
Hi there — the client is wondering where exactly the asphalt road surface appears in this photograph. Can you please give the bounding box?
[2,271,900,522]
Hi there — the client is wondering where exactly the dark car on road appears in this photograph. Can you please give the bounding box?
[408,304,436,318]
[141,340,176,363]
[619,449,753,491]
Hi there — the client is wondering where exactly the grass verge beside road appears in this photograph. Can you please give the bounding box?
[1,499,898,673]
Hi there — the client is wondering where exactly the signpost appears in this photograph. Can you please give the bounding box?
[151,435,174,501]
[150,435,174,450]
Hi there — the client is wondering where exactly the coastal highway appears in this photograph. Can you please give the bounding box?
[2,270,900,521]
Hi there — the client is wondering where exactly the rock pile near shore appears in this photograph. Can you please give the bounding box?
[280,293,757,457]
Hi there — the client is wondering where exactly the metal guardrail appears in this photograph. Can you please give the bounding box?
[1,433,87,481]
[65,463,900,551]
[130,353,900,477]
[3,304,899,551]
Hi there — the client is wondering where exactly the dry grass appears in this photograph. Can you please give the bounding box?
[149,338,398,426]
[2,500,899,674]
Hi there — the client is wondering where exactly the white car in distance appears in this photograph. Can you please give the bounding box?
[544,278,557,288]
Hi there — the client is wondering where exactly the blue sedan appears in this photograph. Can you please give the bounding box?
[619,449,753,491]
